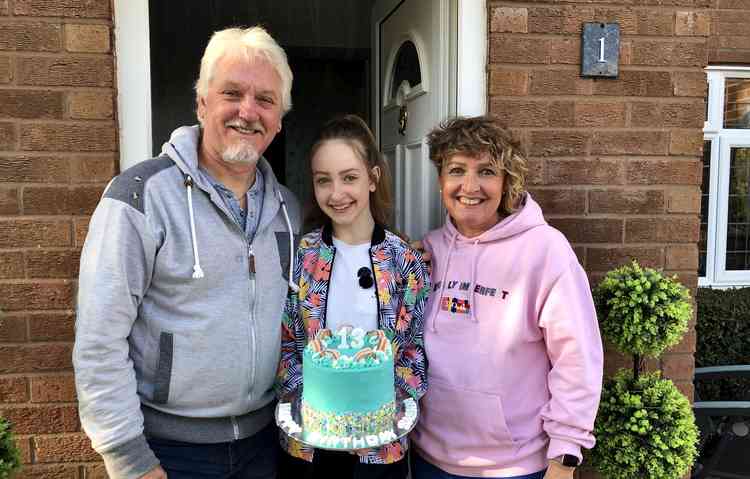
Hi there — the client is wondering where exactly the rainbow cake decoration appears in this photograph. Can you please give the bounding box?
[300,326,398,448]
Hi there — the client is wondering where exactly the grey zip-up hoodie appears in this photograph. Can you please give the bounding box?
[73,125,301,479]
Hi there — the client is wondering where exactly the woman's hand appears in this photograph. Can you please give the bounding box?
[409,240,431,272]
[543,460,575,479]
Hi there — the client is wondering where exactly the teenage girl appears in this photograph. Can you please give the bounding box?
[276,114,430,479]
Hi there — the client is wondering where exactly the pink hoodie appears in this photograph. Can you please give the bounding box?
[411,193,603,478]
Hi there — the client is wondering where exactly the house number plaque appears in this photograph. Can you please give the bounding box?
[581,23,619,78]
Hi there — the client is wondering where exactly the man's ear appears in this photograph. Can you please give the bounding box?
[196,96,207,123]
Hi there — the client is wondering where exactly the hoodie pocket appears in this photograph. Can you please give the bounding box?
[152,332,174,404]
[418,380,518,466]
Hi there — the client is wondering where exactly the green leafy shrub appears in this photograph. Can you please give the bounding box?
[695,287,750,401]
[594,261,692,358]
[0,417,21,479]
[591,370,699,479]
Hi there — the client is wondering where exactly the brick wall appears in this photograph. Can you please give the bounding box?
[488,2,707,475]
[0,0,116,477]
[709,0,750,64]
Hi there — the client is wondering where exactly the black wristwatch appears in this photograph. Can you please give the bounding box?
[557,454,580,467]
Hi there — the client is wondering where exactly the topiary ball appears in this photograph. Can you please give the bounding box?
[594,261,692,357]
[590,369,698,479]
[0,418,21,479]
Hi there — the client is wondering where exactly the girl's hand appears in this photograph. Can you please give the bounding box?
[543,460,575,479]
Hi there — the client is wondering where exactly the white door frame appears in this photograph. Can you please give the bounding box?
[113,0,486,172]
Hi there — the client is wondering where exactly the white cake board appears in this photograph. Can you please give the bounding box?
[275,389,419,451]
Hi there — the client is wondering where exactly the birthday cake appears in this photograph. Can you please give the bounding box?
[300,327,398,448]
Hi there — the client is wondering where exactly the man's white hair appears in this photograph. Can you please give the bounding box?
[195,26,293,115]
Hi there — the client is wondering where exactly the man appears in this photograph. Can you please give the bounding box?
[73,26,300,479]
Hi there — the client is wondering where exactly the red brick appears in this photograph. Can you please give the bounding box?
[575,102,626,127]
[527,6,565,33]
[490,35,548,64]
[20,123,116,152]
[30,375,77,403]
[625,217,700,242]
[669,328,696,354]
[0,56,11,83]
[529,131,588,157]
[14,0,110,18]
[0,251,24,279]
[70,155,115,184]
[593,70,674,97]
[587,246,664,271]
[74,218,89,247]
[0,0,7,16]
[0,21,60,51]
[0,377,29,403]
[0,187,19,214]
[637,10,675,35]
[13,464,79,479]
[23,185,103,215]
[0,282,74,312]
[17,56,113,87]
[0,406,79,434]
[28,312,75,341]
[490,99,548,127]
[0,121,16,149]
[674,380,694,402]
[64,23,109,52]
[630,101,705,128]
[589,189,665,214]
[673,71,707,97]
[0,155,70,182]
[16,435,32,464]
[528,188,586,214]
[547,218,623,243]
[676,11,711,36]
[667,187,701,213]
[548,37,580,64]
[709,48,750,64]
[34,433,99,463]
[547,158,625,185]
[548,101,575,127]
[592,131,669,156]
[67,90,113,119]
[0,219,71,247]
[530,69,592,96]
[631,40,707,67]
[718,0,750,7]
[0,89,63,119]
[0,344,73,373]
[84,464,108,479]
[525,158,544,186]
[661,353,694,381]
[0,315,26,341]
[670,130,704,156]
[489,69,529,96]
[666,244,699,270]
[490,7,527,33]
[627,159,701,185]
[25,250,80,279]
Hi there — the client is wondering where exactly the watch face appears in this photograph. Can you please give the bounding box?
[562,454,579,467]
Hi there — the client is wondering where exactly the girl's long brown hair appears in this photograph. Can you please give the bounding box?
[304,114,393,232]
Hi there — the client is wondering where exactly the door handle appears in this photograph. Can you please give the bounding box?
[398,104,408,136]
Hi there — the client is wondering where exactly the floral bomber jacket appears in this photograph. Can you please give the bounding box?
[276,223,431,464]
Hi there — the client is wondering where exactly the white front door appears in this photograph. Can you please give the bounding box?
[372,0,455,241]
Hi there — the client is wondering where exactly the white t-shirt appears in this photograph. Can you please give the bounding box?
[326,237,378,332]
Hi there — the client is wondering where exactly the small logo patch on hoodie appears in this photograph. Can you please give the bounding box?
[440,296,471,314]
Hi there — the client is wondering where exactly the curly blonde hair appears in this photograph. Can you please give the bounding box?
[427,115,528,215]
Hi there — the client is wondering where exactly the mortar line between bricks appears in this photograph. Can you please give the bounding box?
[488,63,709,72]
[490,95,706,102]
[490,31,708,42]
[0,85,114,92]
[491,1,716,11]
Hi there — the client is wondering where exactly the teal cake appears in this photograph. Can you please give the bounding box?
[301,327,398,448]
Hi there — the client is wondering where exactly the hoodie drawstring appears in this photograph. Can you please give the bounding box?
[278,190,299,293]
[184,175,205,279]
[469,239,480,323]
[430,232,458,333]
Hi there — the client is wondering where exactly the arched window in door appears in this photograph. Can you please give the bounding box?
[389,40,422,103]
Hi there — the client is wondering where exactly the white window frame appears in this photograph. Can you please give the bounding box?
[701,67,750,287]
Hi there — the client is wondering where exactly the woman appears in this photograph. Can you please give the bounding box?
[276,114,431,479]
[411,116,603,479]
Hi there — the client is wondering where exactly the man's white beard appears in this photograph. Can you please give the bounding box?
[222,141,260,165]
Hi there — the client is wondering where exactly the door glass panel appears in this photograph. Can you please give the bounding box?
[726,147,750,270]
[699,140,712,276]
[724,78,750,129]
[390,40,421,101]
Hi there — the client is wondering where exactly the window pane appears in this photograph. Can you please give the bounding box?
[725,147,750,271]
[390,41,421,101]
[699,140,712,276]
[724,78,750,129]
